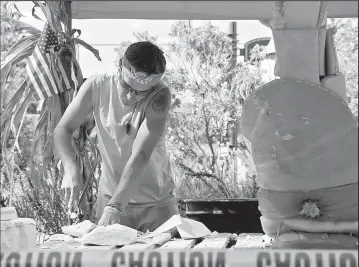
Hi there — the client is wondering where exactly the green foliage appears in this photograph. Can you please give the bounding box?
[1,113,68,236]
[1,1,28,107]
[1,164,68,236]
[164,22,264,199]
[333,19,358,121]
[1,1,22,50]
[1,1,102,237]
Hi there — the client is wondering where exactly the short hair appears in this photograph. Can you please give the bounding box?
[124,41,166,74]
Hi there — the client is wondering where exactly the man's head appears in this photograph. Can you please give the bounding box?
[120,41,166,88]
[118,41,166,105]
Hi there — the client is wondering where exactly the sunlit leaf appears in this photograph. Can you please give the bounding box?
[0,79,28,128]
[10,89,32,134]
[74,38,102,61]
[0,63,11,93]
[1,121,12,155]
[29,165,41,190]
[11,90,33,155]
[78,154,84,184]
[42,96,62,168]
[6,1,23,17]
[31,4,44,21]
[1,34,39,75]
[69,28,81,38]
[32,1,63,34]
[4,16,42,35]
[31,109,49,165]
[55,1,70,30]
[42,141,53,169]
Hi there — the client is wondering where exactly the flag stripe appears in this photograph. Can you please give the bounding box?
[27,56,47,99]
[29,52,52,97]
[35,46,58,94]
[47,54,63,93]
[26,61,44,100]
[27,57,43,92]
[32,51,57,97]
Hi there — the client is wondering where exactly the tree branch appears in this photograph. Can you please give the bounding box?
[179,163,232,197]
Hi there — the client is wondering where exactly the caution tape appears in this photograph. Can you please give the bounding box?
[1,249,357,267]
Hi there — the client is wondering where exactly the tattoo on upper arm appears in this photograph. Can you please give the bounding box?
[151,90,170,115]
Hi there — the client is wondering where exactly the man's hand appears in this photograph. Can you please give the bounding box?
[97,206,121,226]
[61,168,82,214]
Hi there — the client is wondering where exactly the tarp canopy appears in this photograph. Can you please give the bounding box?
[71,1,358,20]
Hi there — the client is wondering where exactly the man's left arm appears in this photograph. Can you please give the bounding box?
[108,87,172,210]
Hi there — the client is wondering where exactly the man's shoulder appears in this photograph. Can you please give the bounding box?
[87,73,113,87]
[85,73,114,108]
[145,85,172,119]
[154,80,170,92]
[85,73,115,100]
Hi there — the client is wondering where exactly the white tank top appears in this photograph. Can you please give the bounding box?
[91,73,175,206]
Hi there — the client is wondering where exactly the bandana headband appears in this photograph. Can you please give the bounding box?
[122,56,164,85]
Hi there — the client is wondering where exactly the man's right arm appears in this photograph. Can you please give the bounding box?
[54,76,96,185]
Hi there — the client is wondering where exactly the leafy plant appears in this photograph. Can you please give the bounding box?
[333,19,358,121]
[164,22,266,199]
[1,1,102,233]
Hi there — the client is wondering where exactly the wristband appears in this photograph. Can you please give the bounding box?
[105,203,123,214]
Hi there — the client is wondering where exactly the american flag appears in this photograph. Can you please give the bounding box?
[26,22,73,101]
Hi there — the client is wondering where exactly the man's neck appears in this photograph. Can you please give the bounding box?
[121,102,136,113]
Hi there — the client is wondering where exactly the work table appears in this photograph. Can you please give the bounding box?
[39,232,269,250]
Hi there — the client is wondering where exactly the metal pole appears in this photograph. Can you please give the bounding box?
[232,21,237,65]
[228,22,238,187]
[229,21,238,67]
